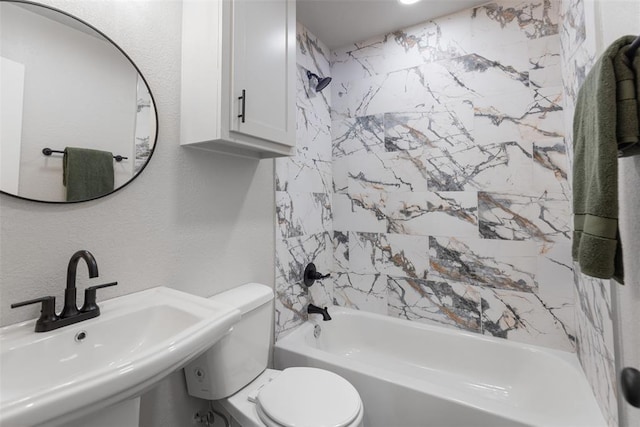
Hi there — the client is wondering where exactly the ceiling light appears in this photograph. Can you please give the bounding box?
[398,0,422,5]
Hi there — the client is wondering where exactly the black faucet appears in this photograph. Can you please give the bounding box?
[61,250,99,318]
[307,304,331,321]
[10,250,117,332]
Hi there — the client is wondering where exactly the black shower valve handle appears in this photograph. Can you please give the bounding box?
[303,263,330,287]
[312,272,331,280]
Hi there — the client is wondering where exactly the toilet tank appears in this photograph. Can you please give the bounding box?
[184,283,274,400]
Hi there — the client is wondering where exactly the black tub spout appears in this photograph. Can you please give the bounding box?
[307,304,331,321]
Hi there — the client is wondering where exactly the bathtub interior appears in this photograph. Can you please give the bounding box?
[276,307,606,427]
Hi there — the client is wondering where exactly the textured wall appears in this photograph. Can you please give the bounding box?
[274,23,333,338]
[328,0,575,352]
[0,1,275,425]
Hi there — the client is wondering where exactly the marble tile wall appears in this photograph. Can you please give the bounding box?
[278,1,614,424]
[329,0,577,352]
[559,0,617,425]
[274,24,334,339]
[134,76,153,173]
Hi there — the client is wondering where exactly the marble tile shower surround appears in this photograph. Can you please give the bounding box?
[559,0,616,425]
[279,3,615,424]
[328,0,576,353]
[134,77,153,174]
[275,24,334,338]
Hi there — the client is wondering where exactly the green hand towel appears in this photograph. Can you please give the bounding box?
[572,35,640,284]
[63,147,115,202]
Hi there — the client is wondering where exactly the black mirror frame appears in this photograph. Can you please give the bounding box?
[0,0,159,204]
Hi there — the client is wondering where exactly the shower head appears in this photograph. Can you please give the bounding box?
[306,70,332,93]
[315,76,332,92]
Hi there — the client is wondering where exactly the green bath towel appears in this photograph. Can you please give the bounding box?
[572,35,640,284]
[63,147,115,202]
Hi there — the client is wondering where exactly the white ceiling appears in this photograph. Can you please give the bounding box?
[297,0,489,50]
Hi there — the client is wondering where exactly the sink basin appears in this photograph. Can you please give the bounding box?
[0,287,241,426]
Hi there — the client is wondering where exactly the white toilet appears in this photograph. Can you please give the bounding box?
[184,283,364,427]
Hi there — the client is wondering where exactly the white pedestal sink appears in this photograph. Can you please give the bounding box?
[0,287,241,426]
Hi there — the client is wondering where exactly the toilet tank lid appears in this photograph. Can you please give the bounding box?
[209,283,273,315]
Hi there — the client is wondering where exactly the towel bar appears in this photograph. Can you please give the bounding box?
[42,148,127,162]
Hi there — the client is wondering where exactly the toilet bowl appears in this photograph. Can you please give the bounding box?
[184,283,364,427]
[220,368,364,427]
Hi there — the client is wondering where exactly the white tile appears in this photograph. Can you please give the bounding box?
[350,232,429,279]
[332,156,349,193]
[388,276,481,331]
[332,67,433,118]
[529,34,563,87]
[332,114,385,158]
[429,236,537,292]
[332,192,387,233]
[478,192,571,247]
[480,286,575,351]
[386,191,478,237]
[532,137,570,197]
[384,103,474,151]
[296,23,331,78]
[333,272,389,314]
[521,86,565,141]
[348,149,429,193]
[330,8,474,88]
[276,192,332,239]
[472,1,559,44]
[474,88,536,144]
[333,231,349,273]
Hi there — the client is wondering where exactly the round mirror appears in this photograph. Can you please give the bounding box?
[0,0,158,203]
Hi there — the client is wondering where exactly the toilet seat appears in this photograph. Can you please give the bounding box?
[255,367,362,427]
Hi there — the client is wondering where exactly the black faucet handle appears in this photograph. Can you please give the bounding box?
[80,281,117,314]
[11,296,59,332]
[303,263,331,287]
[87,281,118,291]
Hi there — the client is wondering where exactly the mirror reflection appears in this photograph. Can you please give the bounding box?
[0,1,157,203]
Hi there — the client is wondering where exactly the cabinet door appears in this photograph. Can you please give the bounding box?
[230,0,295,147]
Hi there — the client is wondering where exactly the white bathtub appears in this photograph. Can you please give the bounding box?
[274,307,606,427]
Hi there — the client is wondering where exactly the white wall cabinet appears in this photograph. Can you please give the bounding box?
[181,0,296,158]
